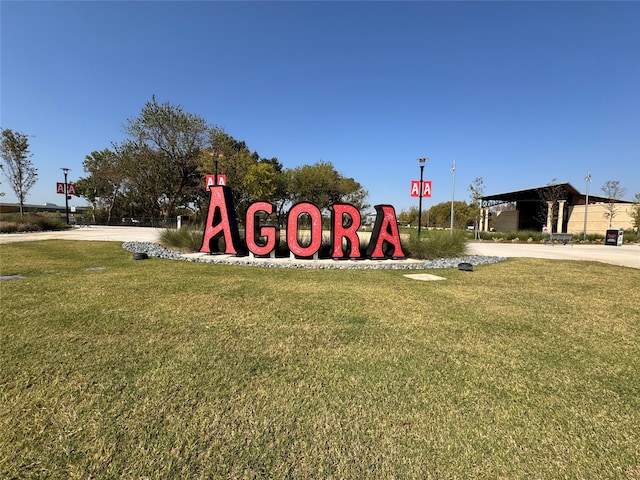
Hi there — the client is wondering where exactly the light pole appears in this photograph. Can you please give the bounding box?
[450,160,456,233]
[61,167,70,225]
[583,172,591,240]
[209,152,220,185]
[417,157,428,238]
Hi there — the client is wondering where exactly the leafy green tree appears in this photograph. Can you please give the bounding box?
[198,132,288,222]
[243,162,277,203]
[125,96,210,221]
[76,149,124,224]
[203,130,260,218]
[286,161,367,214]
[428,201,476,229]
[338,176,369,212]
[397,206,419,226]
[0,128,37,218]
[117,142,168,219]
[77,98,370,226]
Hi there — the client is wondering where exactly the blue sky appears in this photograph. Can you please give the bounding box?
[2,1,639,213]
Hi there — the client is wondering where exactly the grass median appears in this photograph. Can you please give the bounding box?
[1,240,639,478]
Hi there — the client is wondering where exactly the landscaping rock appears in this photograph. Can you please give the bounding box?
[122,242,507,270]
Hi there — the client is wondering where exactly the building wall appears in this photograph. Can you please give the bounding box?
[495,210,519,231]
[492,202,636,234]
[566,203,635,235]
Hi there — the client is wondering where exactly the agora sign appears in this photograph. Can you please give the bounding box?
[200,186,406,260]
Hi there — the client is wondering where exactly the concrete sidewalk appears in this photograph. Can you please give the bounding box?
[467,241,639,269]
[0,226,163,244]
[1,226,638,269]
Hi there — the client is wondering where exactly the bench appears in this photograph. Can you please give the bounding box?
[547,233,573,245]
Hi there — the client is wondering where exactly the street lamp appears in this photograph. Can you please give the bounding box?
[583,172,591,241]
[61,167,70,225]
[417,157,429,238]
[450,160,456,233]
[209,152,220,185]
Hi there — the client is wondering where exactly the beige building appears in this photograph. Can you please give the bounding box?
[481,183,636,234]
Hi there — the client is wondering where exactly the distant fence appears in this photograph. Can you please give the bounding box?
[74,216,181,229]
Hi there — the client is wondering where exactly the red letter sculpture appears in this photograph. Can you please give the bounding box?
[287,202,322,258]
[200,186,244,255]
[330,203,361,258]
[366,204,406,259]
[246,201,278,256]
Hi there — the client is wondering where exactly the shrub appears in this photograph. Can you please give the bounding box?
[159,227,204,252]
[0,221,19,233]
[163,226,469,260]
[402,229,467,260]
[584,233,604,243]
[33,215,70,231]
[480,230,546,242]
[0,214,70,233]
[622,229,638,243]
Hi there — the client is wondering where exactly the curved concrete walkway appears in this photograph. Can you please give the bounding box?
[1,226,638,269]
[0,226,163,244]
[467,241,639,269]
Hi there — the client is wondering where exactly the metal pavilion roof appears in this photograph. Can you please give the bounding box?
[480,182,622,207]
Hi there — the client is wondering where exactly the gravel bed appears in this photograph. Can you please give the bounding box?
[123,241,506,270]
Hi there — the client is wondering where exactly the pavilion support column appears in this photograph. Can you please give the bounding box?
[483,207,490,231]
[546,201,554,233]
[557,200,566,233]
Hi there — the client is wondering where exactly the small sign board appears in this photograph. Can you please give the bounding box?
[410,180,432,198]
[56,182,77,195]
[206,175,227,190]
[605,229,623,246]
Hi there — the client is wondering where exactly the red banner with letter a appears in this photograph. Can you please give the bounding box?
[206,174,228,190]
[56,182,77,195]
[410,180,432,197]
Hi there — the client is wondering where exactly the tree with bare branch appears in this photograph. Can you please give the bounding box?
[601,180,627,229]
[536,179,568,232]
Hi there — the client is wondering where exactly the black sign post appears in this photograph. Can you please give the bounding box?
[605,229,623,246]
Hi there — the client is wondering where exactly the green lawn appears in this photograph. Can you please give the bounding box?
[1,240,639,479]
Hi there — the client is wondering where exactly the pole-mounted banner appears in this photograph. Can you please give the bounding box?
[410,180,432,197]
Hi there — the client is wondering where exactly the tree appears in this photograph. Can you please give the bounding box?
[77,98,370,226]
[117,142,170,219]
[0,129,38,218]
[397,206,419,226]
[631,193,640,229]
[286,161,367,214]
[536,179,568,231]
[468,177,484,238]
[428,201,476,229]
[601,180,627,229]
[125,96,210,221]
[338,176,370,213]
[76,149,124,224]
[200,129,266,219]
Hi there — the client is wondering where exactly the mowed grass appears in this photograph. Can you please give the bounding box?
[1,240,639,479]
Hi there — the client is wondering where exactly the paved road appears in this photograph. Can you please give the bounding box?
[1,226,638,269]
